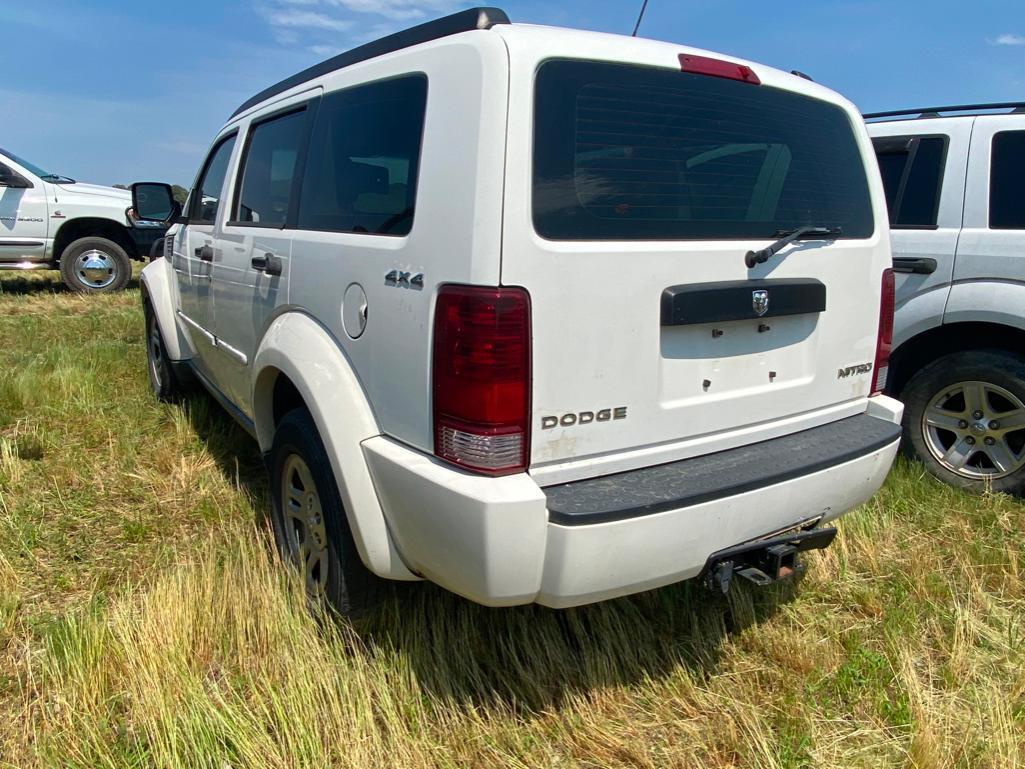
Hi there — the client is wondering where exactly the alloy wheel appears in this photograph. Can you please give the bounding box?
[281,453,329,595]
[922,380,1025,479]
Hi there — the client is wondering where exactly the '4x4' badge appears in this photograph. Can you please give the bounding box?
[752,289,769,316]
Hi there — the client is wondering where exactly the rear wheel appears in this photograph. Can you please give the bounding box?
[269,408,385,617]
[59,236,132,293]
[901,350,1025,494]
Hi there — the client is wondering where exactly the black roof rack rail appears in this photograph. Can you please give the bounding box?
[864,102,1025,120]
[231,7,510,119]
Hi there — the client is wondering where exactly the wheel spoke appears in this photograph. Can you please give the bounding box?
[961,382,985,416]
[994,408,1025,434]
[924,409,964,432]
[941,437,975,471]
[305,547,326,593]
[982,441,1018,474]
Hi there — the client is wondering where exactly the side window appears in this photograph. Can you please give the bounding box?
[298,75,428,236]
[872,135,947,228]
[192,135,237,224]
[234,109,308,227]
[990,131,1025,229]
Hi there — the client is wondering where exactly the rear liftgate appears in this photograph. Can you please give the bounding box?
[702,526,837,594]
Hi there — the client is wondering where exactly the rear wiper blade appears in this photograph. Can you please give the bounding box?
[745,226,842,268]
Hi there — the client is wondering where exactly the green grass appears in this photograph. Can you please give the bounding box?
[1,269,1023,768]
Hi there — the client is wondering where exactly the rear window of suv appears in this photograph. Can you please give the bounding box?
[532,60,874,241]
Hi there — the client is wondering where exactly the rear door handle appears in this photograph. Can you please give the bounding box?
[892,256,937,275]
[195,245,214,262]
[251,252,282,277]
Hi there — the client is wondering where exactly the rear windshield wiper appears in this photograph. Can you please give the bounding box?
[745,226,842,268]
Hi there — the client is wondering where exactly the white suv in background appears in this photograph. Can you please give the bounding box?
[135,8,902,615]
[867,103,1025,493]
[0,148,168,292]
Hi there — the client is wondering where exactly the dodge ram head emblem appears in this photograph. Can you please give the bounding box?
[752,289,769,316]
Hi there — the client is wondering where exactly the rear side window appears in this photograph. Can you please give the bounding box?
[872,135,947,228]
[990,131,1025,229]
[192,134,237,224]
[234,108,308,227]
[298,75,427,236]
[532,60,874,241]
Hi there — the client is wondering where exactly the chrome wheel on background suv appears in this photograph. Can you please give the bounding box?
[901,350,1025,494]
[922,380,1025,478]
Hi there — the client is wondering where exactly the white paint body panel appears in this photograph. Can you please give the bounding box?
[157,21,899,605]
[0,149,143,264]
[868,113,1025,357]
[364,396,901,607]
[497,25,893,482]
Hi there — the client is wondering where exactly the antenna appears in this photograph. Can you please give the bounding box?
[631,0,649,36]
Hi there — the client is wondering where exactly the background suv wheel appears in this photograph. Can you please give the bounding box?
[59,236,132,293]
[901,349,1025,494]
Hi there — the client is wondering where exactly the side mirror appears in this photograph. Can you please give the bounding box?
[131,182,177,223]
[0,165,32,189]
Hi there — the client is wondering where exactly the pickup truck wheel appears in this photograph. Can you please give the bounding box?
[269,408,385,617]
[901,350,1025,494]
[59,237,132,293]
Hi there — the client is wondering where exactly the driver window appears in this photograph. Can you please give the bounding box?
[193,135,237,224]
[298,74,427,236]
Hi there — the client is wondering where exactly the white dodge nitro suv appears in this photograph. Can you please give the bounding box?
[135,8,902,614]
[867,103,1025,494]
[0,148,168,292]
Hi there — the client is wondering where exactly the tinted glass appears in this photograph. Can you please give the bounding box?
[194,135,237,223]
[0,149,51,178]
[298,75,427,236]
[533,60,874,241]
[872,136,946,227]
[235,109,307,227]
[990,131,1025,229]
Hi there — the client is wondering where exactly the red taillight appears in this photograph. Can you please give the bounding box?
[872,268,895,395]
[432,285,531,475]
[679,53,761,85]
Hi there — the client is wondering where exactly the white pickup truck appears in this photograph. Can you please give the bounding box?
[0,148,168,292]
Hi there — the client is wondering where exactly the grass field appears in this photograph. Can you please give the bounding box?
[0,269,1022,768]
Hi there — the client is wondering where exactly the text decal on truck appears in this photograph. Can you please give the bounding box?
[541,407,628,430]
[837,363,873,379]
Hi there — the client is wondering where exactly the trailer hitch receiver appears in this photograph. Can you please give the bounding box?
[702,527,837,594]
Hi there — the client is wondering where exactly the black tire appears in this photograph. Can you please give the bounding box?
[269,408,386,617]
[901,349,1025,494]
[144,301,187,402]
[59,236,132,293]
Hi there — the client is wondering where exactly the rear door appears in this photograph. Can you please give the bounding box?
[500,53,888,481]
[214,97,315,411]
[952,118,1025,306]
[868,117,971,347]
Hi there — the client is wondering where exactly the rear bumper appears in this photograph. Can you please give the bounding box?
[362,395,902,608]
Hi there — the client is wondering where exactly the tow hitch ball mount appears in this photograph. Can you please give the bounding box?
[703,527,837,595]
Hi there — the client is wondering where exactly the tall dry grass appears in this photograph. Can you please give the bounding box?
[1,271,1023,768]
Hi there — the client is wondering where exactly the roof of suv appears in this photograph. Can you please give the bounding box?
[231,6,510,119]
[230,6,855,124]
[864,102,1025,122]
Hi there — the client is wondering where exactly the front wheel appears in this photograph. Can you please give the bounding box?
[268,408,385,617]
[59,236,132,293]
[144,302,188,401]
[901,350,1025,494]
